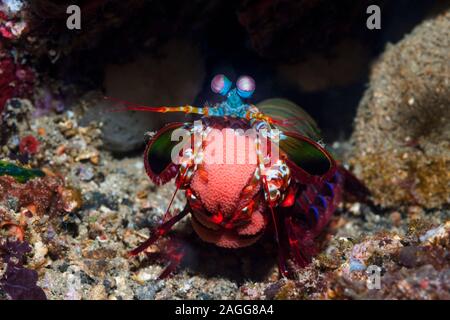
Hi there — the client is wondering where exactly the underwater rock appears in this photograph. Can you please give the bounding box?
[82,39,205,153]
[377,265,450,300]
[0,239,47,300]
[0,171,81,217]
[351,8,450,208]
[238,0,382,61]
[26,0,222,59]
[26,0,146,57]
[0,1,27,40]
[276,40,370,92]
[0,57,35,116]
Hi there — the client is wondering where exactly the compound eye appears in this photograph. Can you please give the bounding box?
[211,74,232,96]
[236,75,255,98]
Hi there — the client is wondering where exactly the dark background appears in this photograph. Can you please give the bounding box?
[28,0,441,141]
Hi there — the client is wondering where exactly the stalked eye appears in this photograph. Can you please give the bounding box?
[211,74,232,96]
[236,75,255,98]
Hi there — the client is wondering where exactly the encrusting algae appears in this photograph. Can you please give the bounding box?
[0,160,45,183]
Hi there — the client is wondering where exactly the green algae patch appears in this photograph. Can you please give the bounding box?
[0,160,45,183]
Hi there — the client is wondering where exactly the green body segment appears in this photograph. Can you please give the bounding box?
[279,135,331,176]
[0,160,45,183]
[256,98,321,141]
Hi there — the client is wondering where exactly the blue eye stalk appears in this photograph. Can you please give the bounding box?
[209,74,256,118]
[108,73,277,127]
[211,74,232,96]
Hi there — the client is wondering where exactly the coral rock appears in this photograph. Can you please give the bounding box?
[0,57,34,115]
[238,0,380,61]
[350,9,450,208]
[82,39,205,153]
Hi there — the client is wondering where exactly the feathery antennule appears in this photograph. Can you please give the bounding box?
[104,96,208,115]
[270,116,304,127]
[246,110,305,129]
